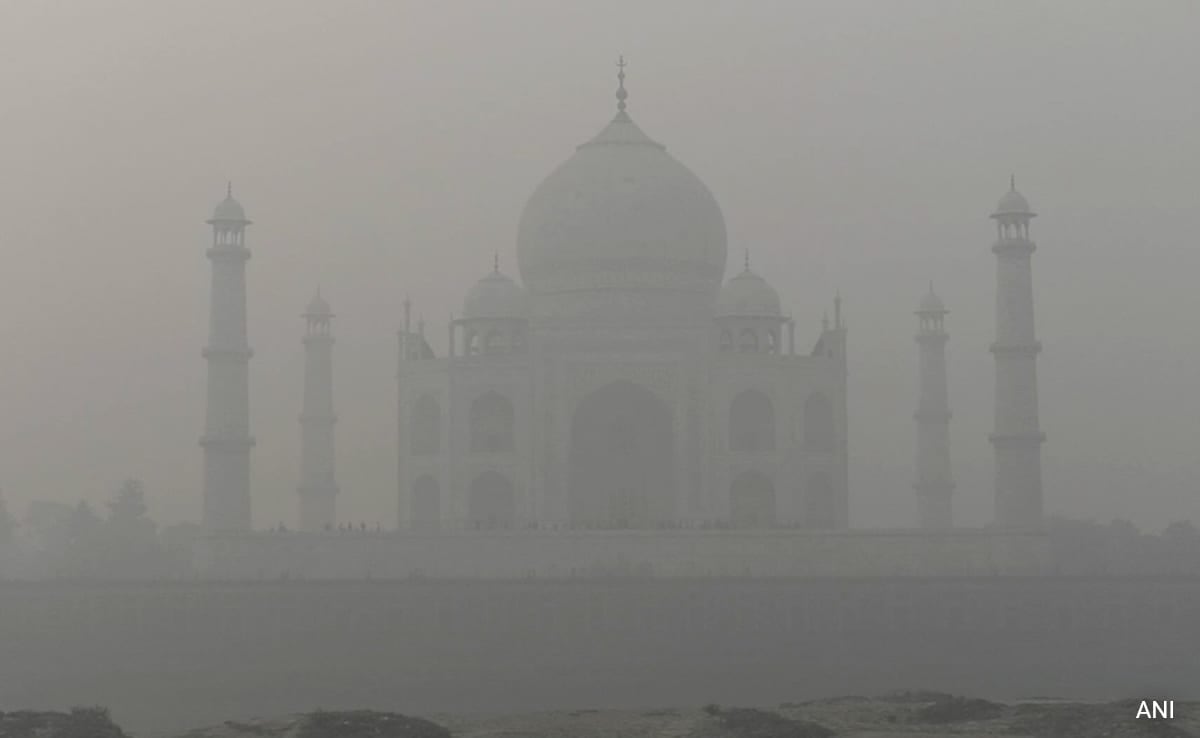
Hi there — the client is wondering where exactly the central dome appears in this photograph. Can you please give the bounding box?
[516,91,727,306]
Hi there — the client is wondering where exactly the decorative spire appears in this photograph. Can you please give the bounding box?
[744,249,751,272]
[226,181,233,198]
[1010,173,1016,192]
[615,55,628,115]
[493,250,500,273]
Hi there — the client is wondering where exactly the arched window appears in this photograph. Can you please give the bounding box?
[411,394,441,455]
[730,470,776,528]
[803,392,835,453]
[412,475,440,528]
[738,328,758,353]
[729,389,775,453]
[804,471,836,529]
[469,391,515,453]
[468,471,516,529]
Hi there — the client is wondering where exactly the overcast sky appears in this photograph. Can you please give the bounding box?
[1,1,1198,531]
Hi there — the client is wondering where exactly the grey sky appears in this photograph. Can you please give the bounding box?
[1,0,1197,530]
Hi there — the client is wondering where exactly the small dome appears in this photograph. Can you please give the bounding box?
[305,290,332,316]
[918,286,945,313]
[716,267,781,318]
[463,268,529,320]
[209,184,249,223]
[992,178,1034,218]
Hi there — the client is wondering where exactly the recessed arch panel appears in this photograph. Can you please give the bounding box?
[730,389,775,453]
[469,391,515,453]
[411,395,441,455]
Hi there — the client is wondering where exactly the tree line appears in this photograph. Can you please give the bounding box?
[0,480,196,580]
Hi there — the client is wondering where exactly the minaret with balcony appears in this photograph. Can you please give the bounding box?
[989,178,1045,527]
[915,284,953,528]
[298,290,338,531]
[201,184,254,531]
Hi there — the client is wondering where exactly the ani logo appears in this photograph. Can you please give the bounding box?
[1135,700,1174,720]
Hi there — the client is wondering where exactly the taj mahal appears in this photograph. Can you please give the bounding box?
[196,62,1048,578]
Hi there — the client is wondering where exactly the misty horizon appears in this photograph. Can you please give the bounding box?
[2,1,1199,531]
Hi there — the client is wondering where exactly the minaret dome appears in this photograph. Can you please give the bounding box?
[209,182,251,224]
[306,289,333,318]
[918,284,946,315]
[991,176,1035,219]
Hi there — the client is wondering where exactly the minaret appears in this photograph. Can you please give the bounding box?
[914,284,953,529]
[989,177,1045,527]
[298,290,338,531]
[201,184,254,531]
[833,292,849,528]
[615,54,629,119]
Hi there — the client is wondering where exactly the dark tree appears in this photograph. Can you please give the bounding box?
[107,479,148,525]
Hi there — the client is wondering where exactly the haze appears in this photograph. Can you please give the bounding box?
[1,0,1197,531]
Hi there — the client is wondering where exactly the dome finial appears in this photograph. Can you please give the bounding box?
[209,181,247,223]
[306,286,332,317]
[615,55,628,114]
[744,249,750,271]
[919,282,946,314]
[1010,173,1016,192]
[494,250,500,273]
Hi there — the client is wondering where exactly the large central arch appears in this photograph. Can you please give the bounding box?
[569,380,674,528]
[730,470,776,528]
[411,475,440,529]
[468,471,516,529]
